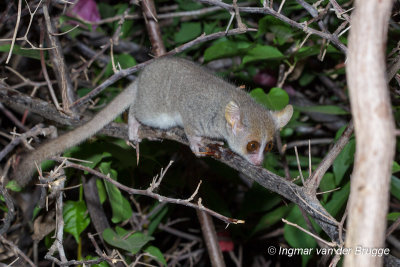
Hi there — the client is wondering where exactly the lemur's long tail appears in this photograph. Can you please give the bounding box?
[13,82,138,186]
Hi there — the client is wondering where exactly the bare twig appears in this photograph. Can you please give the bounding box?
[55,158,244,225]
[329,0,351,22]
[42,0,76,112]
[386,216,400,238]
[6,0,22,64]
[193,0,347,53]
[233,0,246,30]
[286,138,333,149]
[282,218,336,247]
[305,121,353,193]
[388,53,400,81]
[0,85,343,241]
[274,132,290,179]
[39,19,60,110]
[158,223,202,241]
[141,0,166,56]
[0,235,35,267]
[0,124,55,161]
[277,0,286,13]
[294,146,305,185]
[0,177,15,235]
[44,172,68,263]
[197,210,226,267]
[6,66,53,90]
[0,103,28,131]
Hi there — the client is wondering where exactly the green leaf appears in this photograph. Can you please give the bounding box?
[100,162,133,223]
[63,200,91,243]
[281,127,294,137]
[334,124,347,140]
[105,53,136,77]
[59,15,86,38]
[64,145,112,170]
[391,176,400,201]
[240,183,282,217]
[250,88,268,106]
[114,5,134,38]
[144,246,167,266]
[32,206,41,220]
[103,228,154,254]
[77,87,92,98]
[176,0,203,11]
[324,182,350,217]
[387,212,400,221]
[250,87,289,110]
[60,23,83,39]
[284,206,316,266]
[0,44,41,60]
[148,205,169,236]
[393,161,400,174]
[96,179,107,204]
[204,41,237,62]
[318,172,335,202]
[84,256,109,267]
[203,21,220,35]
[204,39,251,62]
[333,139,355,185]
[294,46,320,60]
[257,16,275,36]
[266,87,290,110]
[257,16,293,45]
[296,105,348,115]
[299,72,316,87]
[270,25,294,45]
[98,3,115,19]
[243,44,284,64]
[252,205,291,235]
[174,22,202,43]
[64,139,136,171]
[6,180,22,192]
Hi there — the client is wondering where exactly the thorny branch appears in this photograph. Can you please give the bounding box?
[194,0,347,53]
[0,0,398,265]
[53,158,244,225]
[42,0,76,112]
[0,83,342,241]
[0,177,15,235]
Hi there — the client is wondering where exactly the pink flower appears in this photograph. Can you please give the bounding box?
[70,0,100,29]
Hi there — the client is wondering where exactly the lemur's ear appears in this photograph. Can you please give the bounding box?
[225,101,243,136]
[271,105,293,129]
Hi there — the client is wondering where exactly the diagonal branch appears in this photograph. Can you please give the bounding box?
[193,0,347,53]
[0,85,340,242]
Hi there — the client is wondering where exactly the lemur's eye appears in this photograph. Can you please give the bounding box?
[264,141,274,152]
[246,141,260,153]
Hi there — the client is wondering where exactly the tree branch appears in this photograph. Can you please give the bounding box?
[344,0,395,266]
[0,85,341,241]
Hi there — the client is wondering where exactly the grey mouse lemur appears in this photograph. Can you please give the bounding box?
[13,57,293,186]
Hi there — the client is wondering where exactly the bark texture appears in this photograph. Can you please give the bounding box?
[345,1,395,266]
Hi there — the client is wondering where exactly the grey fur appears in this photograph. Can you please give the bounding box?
[13,57,293,186]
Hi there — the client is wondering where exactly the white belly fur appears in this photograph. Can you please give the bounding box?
[141,113,183,129]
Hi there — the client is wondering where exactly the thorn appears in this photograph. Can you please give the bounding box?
[136,141,140,165]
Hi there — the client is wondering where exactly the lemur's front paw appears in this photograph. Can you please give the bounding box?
[187,135,205,157]
[187,136,222,159]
